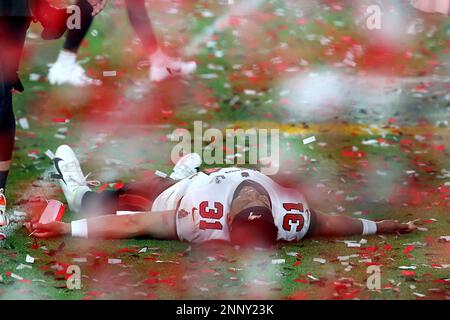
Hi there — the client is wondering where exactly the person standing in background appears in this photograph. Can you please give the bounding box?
[48,0,197,86]
[411,0,450,15]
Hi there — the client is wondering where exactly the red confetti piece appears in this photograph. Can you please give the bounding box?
[97,183,109,193]
[404,245,414,257]
[293,261,302,267]
[402,270,415,277]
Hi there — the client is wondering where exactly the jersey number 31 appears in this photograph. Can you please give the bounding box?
[199,201,224,230]
[282,203,305,232]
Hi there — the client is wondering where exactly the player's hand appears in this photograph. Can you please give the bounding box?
[30,222,71,238]
[87,0,108,16]
[376,220,417,234]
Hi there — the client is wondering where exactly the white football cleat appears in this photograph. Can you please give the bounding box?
[170,153,202,180]
[48,59,101,87]
[149,49,197,82]
[0,188,9,227]
[53,145,92,212]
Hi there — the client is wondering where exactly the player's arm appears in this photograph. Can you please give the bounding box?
[30,210,177,240]
[87,0,108,16]
[306,209,416,238]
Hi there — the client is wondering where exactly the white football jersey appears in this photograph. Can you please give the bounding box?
[155,167,311,244]
[152,175,196,212]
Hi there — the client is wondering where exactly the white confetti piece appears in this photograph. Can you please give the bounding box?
[338,256,350,261]
[45,150,55,160]
[271,259,285,265]
[199,74,218,79]
[313,258,326,264]
[286,252,299,257]
[108,258,122,265]
[18,118,30,130]
[138,247,147,253]
[116,211,139,216]
[16,264,32,270]
[29,73,40,81]
[10,273,23,280]
[307,274,319,281]
[253,279,276,286]
[399,266,417,270]
[13,210,27,217]
[103,70,117,77]
[347,242,361,248]
[413,292,426,298]
[359,259,372,263]
[26,255,35,264]
[72,257,87,263]
[155,170,167,178]
[244,89,256,95]
[54,133,66,140]
[303,136,316,145]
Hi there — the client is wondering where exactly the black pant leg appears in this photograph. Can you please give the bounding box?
[0,17,30,163]
[124,0,158,53]
[0,80,15,162]
[81,175,176,216]
[63,0,95,52]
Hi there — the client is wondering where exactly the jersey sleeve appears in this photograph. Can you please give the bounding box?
[275,194,312,242]
[175,187,231,244]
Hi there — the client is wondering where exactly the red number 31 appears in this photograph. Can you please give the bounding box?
[199,201,224,230]
[282,203,305,232]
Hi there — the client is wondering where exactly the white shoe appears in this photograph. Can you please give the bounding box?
[0,189,9,227]
[53,145,92,212]
[170,153,202,180]
[149,49,197,82]
[48,60,102,87]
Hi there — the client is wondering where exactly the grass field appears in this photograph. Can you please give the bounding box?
[0,0,449,300]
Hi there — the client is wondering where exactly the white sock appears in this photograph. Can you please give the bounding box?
[55,50,77,65]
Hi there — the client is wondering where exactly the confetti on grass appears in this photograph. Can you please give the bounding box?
[25,255,35,264]
[313,258,326,264]
[103,70,117,77]
[303,136,316,145]
[271,259,285,265]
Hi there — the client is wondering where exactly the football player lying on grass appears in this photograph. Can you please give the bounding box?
[28,145,416,247]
